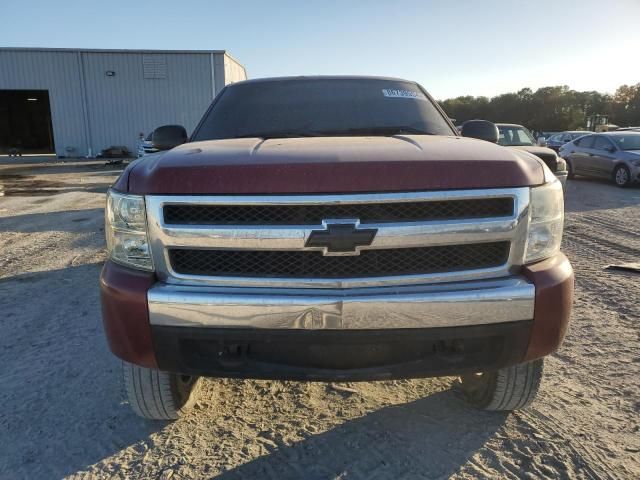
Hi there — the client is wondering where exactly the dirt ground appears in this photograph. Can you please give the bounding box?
[1,157,638,479]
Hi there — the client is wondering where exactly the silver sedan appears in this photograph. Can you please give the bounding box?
[559,132,640,187]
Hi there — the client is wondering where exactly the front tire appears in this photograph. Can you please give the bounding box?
[459,359,543,411]
[122,361,201,420]
[613,165,631,187]
[566,160,575,179]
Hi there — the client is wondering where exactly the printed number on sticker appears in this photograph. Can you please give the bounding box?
[382,89,421,99]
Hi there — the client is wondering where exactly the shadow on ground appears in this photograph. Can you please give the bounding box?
[0,175,110,197]
[217,390,506,479]
[0,208,104,233]
[0,263,508,479]
[0,265,163,478]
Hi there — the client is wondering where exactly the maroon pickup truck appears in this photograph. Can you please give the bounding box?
[101,76,573,420]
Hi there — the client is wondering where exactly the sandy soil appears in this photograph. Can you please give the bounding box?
[1,158,638,479]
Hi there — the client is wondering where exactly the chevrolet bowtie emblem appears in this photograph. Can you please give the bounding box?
[305,221,378,255]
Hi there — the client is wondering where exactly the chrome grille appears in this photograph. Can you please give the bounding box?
[163,198,513,225]
[145,188,530,288]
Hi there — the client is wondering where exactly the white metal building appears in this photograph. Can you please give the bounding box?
[0,48,246,157]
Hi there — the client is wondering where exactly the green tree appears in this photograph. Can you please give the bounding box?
[611,84,640,126]
[438,84,638,131]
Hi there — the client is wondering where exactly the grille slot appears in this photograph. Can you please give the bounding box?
[169,242,510,279]
[163,198,513,225]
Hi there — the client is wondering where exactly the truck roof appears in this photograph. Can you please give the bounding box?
[228,75,417,86]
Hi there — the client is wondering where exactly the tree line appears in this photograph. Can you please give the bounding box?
[438,83,640,132]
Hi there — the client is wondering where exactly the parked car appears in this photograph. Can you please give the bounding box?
[536,131,559,145]
[541,131,560,140]
[559,131,640,187]
[496,123,568,187]
[546,131,589,152]
[139,132,159,156]
[101,76,573,419]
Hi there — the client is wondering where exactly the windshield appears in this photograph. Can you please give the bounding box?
[610,134,640,151]
[192,78,455,140]
[497,126,535,146]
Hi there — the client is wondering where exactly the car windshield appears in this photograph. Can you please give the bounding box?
[192,78,455,140]
[497,126,535,146]
[610,134,640,151]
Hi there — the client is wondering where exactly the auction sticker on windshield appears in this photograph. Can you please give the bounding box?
[382,88,425,100]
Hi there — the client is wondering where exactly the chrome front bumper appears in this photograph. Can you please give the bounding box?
[148,276,534,330]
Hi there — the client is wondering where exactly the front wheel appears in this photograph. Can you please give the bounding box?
[459,359,543,411]
[613,165,631,188]
[122,361,201,420]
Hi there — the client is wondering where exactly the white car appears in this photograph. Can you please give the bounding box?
[138,133,159,157]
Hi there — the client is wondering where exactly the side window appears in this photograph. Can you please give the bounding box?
[561,133,572,142]
[592,136,613,151]
[575,135,595,148]
[549,134,561,142]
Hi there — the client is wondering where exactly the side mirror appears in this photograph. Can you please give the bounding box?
[152,125,188,151]
[537,136,547,147]
[461,120,499,143]
[606,145,616,153]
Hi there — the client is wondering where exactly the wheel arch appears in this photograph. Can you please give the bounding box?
[612,161,630,175]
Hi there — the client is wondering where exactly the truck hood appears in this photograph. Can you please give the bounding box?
[506,145,559,171]
[507,145,556,156]
[116,135,545,194]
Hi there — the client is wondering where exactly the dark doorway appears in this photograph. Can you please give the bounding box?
[0,90,55,155]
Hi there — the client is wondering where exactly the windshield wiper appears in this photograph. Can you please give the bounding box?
[320,126,434,136]
[233,130,324,139]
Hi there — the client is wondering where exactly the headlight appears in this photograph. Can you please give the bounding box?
[524,179,564,263]
[105,190,154,271]
[556,157,567,172]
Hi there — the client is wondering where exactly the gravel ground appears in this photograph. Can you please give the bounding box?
[1,158,638,479]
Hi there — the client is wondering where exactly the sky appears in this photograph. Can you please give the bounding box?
[1,0,639,99]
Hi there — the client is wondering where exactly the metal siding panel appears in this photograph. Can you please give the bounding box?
[0,49,245,157]
[222,53,248,85]
[213,53,226,94]
[0,50,88,156]
[82,52,214,155]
